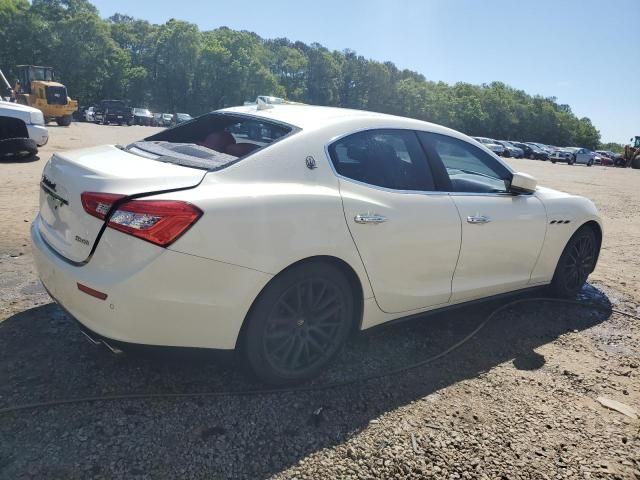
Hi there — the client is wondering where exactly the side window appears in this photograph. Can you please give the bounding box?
[328,129,435,191]
[418,132,512,194]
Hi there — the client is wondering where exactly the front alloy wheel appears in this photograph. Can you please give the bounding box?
[243,263,354,384]
[551,226,598,298]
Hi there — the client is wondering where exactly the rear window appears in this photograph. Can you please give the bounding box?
[130,113,296,171]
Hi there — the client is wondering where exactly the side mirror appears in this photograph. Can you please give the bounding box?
[510,172,537,194]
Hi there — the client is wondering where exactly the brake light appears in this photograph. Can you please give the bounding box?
[81,192,202,247]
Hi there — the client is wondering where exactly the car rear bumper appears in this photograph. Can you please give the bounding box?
[31,216,272,349]
[27,124,48,146]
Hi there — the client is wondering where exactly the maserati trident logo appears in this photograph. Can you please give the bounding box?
[41,175,56,192]
[305,156,317,169]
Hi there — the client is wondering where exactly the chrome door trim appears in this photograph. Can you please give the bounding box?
[354,213,387,224]
[466,215,491,224]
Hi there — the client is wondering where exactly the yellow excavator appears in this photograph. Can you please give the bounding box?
[1,65,77,126]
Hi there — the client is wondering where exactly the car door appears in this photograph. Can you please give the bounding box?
[418,132,547,302]
[329,129,462,314]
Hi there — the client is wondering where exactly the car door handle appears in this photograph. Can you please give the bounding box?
[467,215,491,224]
[354,214,387,224]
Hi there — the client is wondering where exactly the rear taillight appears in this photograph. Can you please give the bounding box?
[81,192,202,247]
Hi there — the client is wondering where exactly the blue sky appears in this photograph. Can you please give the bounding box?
[92,0,639,144]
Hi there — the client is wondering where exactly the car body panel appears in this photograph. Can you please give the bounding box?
[529,187,602,283]
[30,104,603,350]
[449,194,547,301]
[338,179,461,313]
[37,145,206,262]
[32,219,271,349]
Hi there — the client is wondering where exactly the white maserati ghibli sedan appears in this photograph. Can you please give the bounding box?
[32,104,602,384]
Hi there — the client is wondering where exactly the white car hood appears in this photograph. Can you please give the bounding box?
[0,100,40,123]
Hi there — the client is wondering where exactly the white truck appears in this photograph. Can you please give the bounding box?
[1,100,49,146]
[0,100,49,160]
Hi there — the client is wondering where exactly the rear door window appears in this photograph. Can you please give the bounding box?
[328,129,435,191]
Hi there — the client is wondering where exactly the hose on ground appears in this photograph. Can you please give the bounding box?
[0,297,637,416]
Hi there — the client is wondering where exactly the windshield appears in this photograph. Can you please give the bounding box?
[134,108,151,115]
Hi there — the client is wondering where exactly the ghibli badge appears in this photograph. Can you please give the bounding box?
[41,175,56,191]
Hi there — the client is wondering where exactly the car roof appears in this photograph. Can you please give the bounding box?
[220,104,437,131]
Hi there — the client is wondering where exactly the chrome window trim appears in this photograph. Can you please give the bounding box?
[324,127,524,198]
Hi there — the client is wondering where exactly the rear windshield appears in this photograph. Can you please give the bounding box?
[129,112,296,171]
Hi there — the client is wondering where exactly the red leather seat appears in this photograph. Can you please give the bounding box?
[225,143,259,157]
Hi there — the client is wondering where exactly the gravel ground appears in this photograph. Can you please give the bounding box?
[0,124,639,479]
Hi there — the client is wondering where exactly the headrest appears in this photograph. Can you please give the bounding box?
[201,131,236,152]
[346,144,367,162]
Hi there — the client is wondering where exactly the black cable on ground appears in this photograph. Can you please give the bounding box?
[0,297,637,416]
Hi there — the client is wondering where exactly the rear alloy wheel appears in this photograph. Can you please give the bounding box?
[243,263,354,385]
[550,226,598,298]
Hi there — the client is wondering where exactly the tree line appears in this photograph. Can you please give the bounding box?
[1,0,603,149]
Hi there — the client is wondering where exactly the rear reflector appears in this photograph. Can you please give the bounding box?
[77,282,108,300]
[81,192,202,247]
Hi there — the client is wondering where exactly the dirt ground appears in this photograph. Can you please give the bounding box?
[0,123,638,479]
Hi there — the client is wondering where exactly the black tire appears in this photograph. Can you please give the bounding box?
[0,137,38,160]
[550,226,598,298]
[56,115,72,126]
[551,159,557,164]
[242,262,355,385]
[529,154,535,160]
[631,156,640,170]
[587,159,593,167]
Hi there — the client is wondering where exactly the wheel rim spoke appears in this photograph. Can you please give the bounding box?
[263,276,346,375]
[564,233,596,291]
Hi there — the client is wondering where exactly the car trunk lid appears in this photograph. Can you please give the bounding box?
[38,144,206,262]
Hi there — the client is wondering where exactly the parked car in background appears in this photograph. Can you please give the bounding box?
[161,113,173,127]
[511,142,549,160]
[94,100,133,126]
[73,106,87,122]
[174,113,193,124]
[84,106,95,123]
[132,108,153,126]
[0,100,48,160]
[594,150,615,166]
[496,141,524,158]
[0,100,48,147]
[472,136,505,156]
[31,103,603,384]
[549,148,575,164]
[571,148,596,166]
[526,142,555,155]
